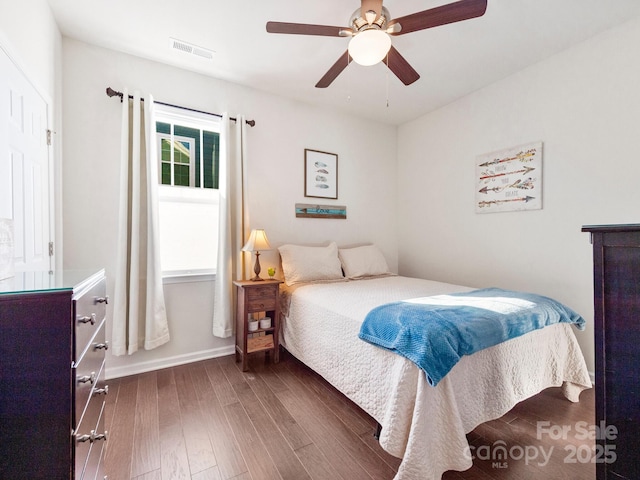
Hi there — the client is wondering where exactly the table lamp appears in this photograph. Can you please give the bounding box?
[242,229,272,281]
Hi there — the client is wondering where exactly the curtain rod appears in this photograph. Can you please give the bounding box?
[105,87,255,127]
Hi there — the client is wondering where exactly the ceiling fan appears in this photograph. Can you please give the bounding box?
[266,0,488,88]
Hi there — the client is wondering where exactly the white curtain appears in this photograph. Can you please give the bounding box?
[213,114,248,337]
[112,90,170,355]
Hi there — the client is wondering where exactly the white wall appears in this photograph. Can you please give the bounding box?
[61,39,398,378]
[0,0,60,98]
[397,16,640,375]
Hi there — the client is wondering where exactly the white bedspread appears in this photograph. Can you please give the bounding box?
[280,276,592,480]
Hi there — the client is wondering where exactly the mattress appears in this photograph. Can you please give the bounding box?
[280,275,592,480]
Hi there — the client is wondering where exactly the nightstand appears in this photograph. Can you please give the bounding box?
[233,279,282,372]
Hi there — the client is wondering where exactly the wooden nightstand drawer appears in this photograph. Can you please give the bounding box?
[246,285,278,300]
[247,285,278,311]
[247,296,276,311]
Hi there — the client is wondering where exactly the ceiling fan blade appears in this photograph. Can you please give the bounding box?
[388,0,487,35]
[361,0,384,21]
[386,46,420,86]
[266,21,348,37]
[316,51,351,88]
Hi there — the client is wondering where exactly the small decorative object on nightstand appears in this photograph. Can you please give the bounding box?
[234,279,282,371]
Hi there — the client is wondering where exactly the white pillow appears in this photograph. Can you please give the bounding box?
[278,242,344,286]
[338,244,390,279]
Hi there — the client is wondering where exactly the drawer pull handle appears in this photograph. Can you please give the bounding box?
[78,313,96,325]
[76,430,109,444]
[93,385,109,396]
[78,372,96,385]
[96,296,109,304]
[94,341,109,351]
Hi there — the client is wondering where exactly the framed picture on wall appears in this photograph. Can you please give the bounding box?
[304,149,338,199]
[475,141,542,213]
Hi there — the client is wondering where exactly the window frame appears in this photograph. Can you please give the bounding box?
[154,103,222,280]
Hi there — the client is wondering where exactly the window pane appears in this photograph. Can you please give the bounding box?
[157,122,171,135]
[158,192,218,272]
[155,122,219,190]
[161,139,171,162]
[203,130,219,189]
[174,125,201,187]
[174,164,190,186]
[174,140,191,165]
[161,163,171,185]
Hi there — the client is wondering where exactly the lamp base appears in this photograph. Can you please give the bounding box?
[250,251,264,281]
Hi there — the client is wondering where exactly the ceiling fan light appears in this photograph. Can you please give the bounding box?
[348,29,391,66]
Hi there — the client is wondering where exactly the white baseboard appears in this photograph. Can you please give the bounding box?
[105,345,235,380]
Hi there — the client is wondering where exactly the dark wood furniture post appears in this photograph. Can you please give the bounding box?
[583,224,640,480]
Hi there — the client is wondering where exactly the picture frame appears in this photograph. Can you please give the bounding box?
[304,149,338,199]
[475,141,543,214]
[295,203,347,219]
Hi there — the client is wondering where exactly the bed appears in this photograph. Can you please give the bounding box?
[277,242,592,480]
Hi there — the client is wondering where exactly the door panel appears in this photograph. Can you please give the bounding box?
[0,48,50,272]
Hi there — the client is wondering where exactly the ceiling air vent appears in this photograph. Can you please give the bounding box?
[169,37,215,60]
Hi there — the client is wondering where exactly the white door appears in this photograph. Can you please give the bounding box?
[0,47,51,273]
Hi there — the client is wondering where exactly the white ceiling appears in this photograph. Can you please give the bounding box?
[47,0,640,125]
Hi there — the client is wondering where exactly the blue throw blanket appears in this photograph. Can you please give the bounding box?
[358,288,586,386]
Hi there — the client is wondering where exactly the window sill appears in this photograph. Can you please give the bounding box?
[162,270,216,284]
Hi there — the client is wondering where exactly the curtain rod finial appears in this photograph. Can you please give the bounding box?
[106,87,124,102]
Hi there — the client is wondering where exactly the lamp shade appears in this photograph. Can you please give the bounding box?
[348,29,392,66]
[242,229,271,252]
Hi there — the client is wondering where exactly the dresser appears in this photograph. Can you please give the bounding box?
[582,224,640,480]
[0,269,109,479]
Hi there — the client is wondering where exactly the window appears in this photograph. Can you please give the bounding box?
[154,104,221,278]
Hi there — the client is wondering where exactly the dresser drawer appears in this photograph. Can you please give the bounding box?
[75,321,107,428]
[89,441,106,480]
[247,286,278,311]
[76,357,107,433]
[74,276,107,361]
[75,398,106,480]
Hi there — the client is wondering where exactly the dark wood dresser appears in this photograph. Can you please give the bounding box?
[0,269,109,479]
[583,224,640,479]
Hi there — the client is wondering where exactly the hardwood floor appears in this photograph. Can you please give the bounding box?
[104,352,595,480]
